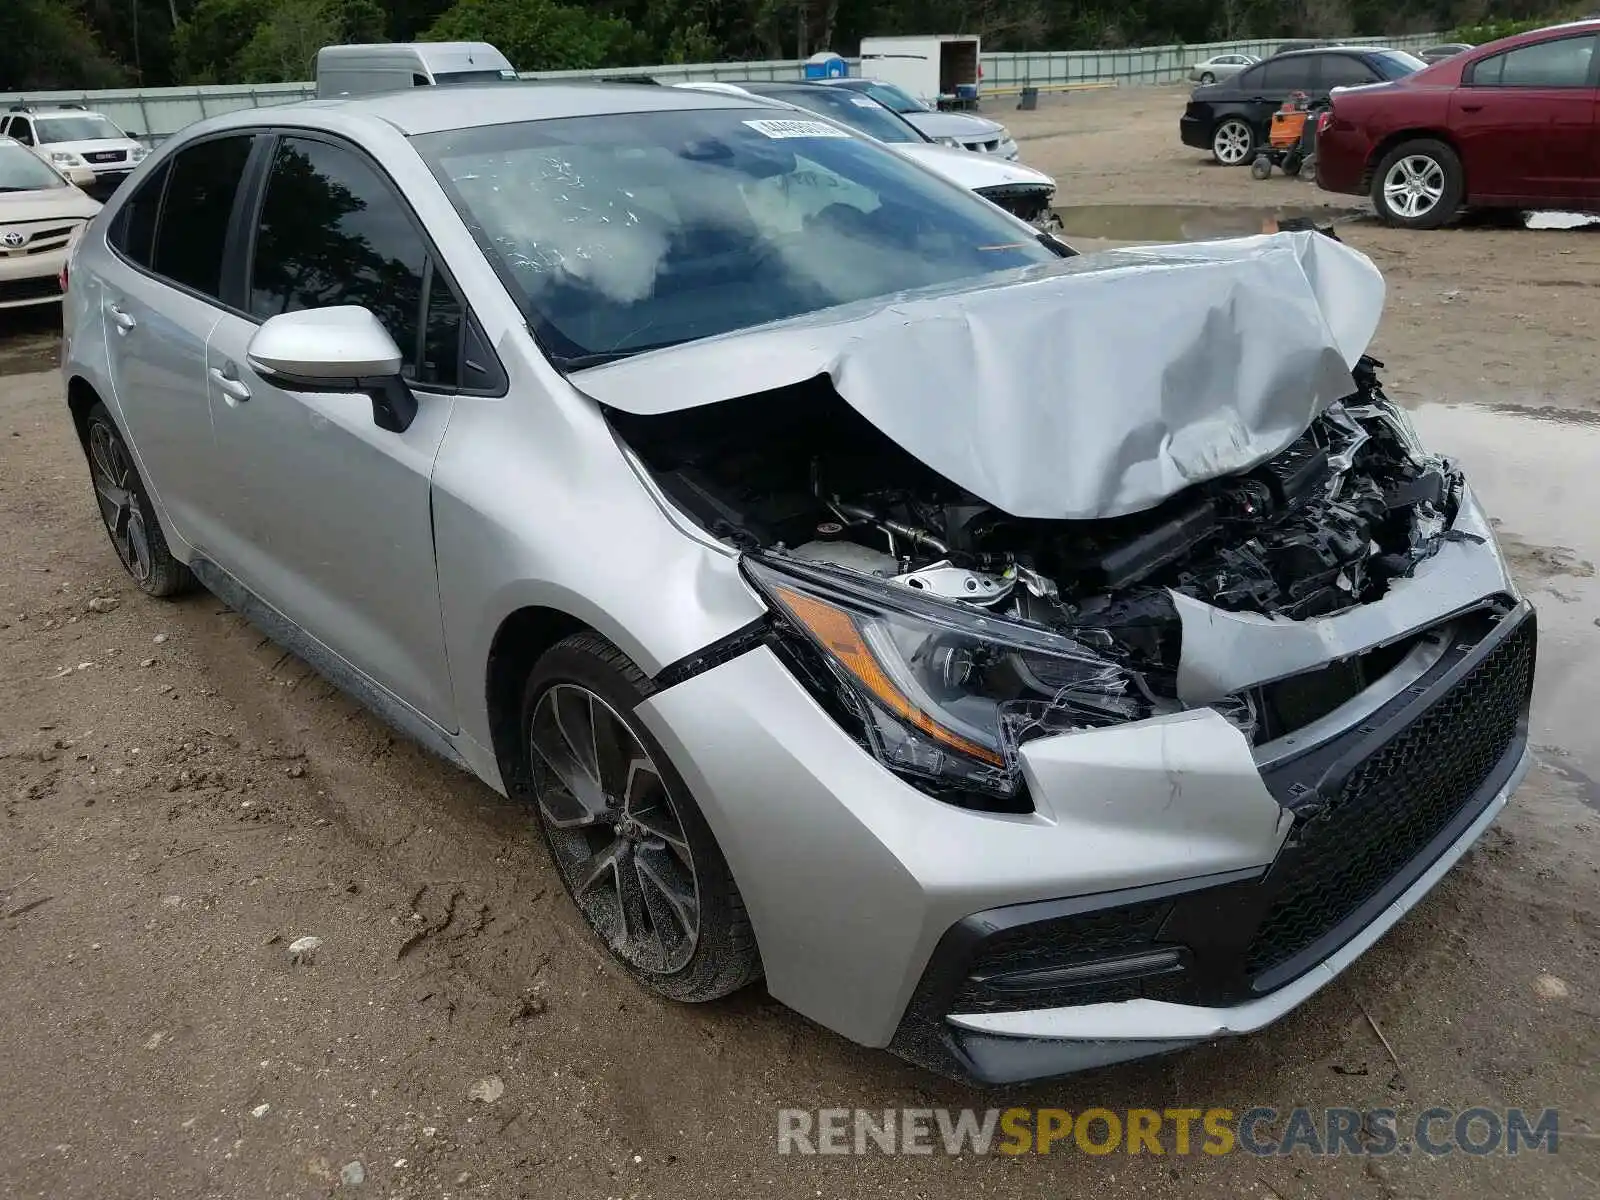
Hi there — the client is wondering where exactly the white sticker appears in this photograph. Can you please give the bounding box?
[849,96,880,107]
[743,118,852,140]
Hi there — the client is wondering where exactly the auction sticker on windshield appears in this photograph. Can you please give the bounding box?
[743,119,853,139]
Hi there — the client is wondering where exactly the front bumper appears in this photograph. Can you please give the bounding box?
[0,241,69,309]
[640,574,1533,1080]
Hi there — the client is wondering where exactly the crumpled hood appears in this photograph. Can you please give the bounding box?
[580,231,1385,521]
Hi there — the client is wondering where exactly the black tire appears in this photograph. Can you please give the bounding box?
[1200,71,1216,84]
[521,631,761,1002]
[82,403,195,598]
[1370,138,1463,230]
[1212,116,1256,166]
[1250,155,1272,180]
[1282,154,1303,178]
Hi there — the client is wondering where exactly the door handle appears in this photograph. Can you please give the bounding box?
[109,304,136,332]
[1460,103,1483,113]
[208,365,251,403]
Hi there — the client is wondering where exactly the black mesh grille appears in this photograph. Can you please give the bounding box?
[0,276,60,304]
[951,900,1172,1012]
[1246,615,1535,977]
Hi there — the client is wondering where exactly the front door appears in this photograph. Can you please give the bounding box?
[203,133,467,726]
[1451,33,1599,202]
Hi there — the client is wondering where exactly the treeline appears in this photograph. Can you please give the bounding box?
[0,0,1586,91]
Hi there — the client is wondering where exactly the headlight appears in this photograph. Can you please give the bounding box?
[50,151,83,167]
[130,146,149,162]
[744,556,1148,804]
[937,136,965,149]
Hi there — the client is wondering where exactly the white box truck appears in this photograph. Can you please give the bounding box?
[315,42,518,99]
[857,35,982,109]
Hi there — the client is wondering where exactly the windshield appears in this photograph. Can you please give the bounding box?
[744,85,925,144]
[35,115,124,144]
[415,108,1057,367]
[857,81,925,113]
[433,69,516,85]
[0,142,66,191]
[1373,50,1426,78]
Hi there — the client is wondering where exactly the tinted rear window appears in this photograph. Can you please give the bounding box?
[150,136,254,299]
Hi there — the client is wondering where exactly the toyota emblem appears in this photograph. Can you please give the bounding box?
[1,232,24,248]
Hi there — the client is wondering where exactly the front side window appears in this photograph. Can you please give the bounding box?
[35,115,124,144]
[0,142,68,191]
[1372,50,1426,79]
[414,108,1059,368]
[10,120,36,146]
[249,136,460,386]
[1321,55,1378,89]
[150,135,254,299]
[1470,36,1597,87]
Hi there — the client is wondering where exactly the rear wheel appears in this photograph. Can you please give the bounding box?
[521,632,760,1002]
[1200,71,1217,84]
[1371,138,1463,229]
[1212,117,1255,166]
[83,403,194,598]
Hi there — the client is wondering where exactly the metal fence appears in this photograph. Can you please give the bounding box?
[1,33,1442,141]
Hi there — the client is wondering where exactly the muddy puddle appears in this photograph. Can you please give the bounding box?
[1052,203,1363,242]
[1411,402,1600,807]
[0,310,60,378]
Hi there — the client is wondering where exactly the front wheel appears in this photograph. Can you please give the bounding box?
[1371,138,1463,229]
[521,632,761,1002]
[1212,117,1255,166]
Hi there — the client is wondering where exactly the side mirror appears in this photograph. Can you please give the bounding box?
[246,306,417,433]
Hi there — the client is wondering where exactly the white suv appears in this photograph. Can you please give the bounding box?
[0,105,147,197]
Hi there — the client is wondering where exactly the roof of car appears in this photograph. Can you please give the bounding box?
[191,81,765,139]
[1271,45,1397,58]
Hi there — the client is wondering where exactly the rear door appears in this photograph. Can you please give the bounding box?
[1245,55,1321,134]
[99,133,259,554]
[201,132,474,724]
[1450,33,1599,202]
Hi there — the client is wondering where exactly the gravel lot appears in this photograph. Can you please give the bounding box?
[2,85,1598,1200]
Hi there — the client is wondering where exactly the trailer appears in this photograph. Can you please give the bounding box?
[856,35,982,109]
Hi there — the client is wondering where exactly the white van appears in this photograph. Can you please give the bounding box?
[315,42,518,99]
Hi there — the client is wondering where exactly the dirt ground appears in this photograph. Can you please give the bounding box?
[3,86,1599,1200]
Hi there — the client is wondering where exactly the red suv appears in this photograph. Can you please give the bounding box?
[1316,21,1600,228]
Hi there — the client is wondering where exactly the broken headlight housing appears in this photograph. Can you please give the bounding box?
[744,555,1149,807]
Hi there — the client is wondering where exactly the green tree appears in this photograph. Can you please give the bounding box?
[0,0,125,89]
[423,0,642,71]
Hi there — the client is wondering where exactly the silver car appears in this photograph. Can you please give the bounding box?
[821,77,1020,159]
[1188,53,1260,84]
[61,84,1535,1084]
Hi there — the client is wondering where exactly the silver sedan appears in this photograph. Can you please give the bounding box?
[60,82,1534,1085]
[1189,52,1260,84]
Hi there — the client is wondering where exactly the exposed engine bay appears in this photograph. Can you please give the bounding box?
[608,356,1472,804]
[974,183,1057,230]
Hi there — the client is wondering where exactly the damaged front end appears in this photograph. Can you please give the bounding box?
[973,183,1059,232]
[608,356,1483,813]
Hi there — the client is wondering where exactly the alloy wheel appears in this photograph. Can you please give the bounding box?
[529,683,700,974]
[1200,72,1216,84]
[1213,119,1252,165]
[88,423,152,584]
[1382,155,1445,220]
